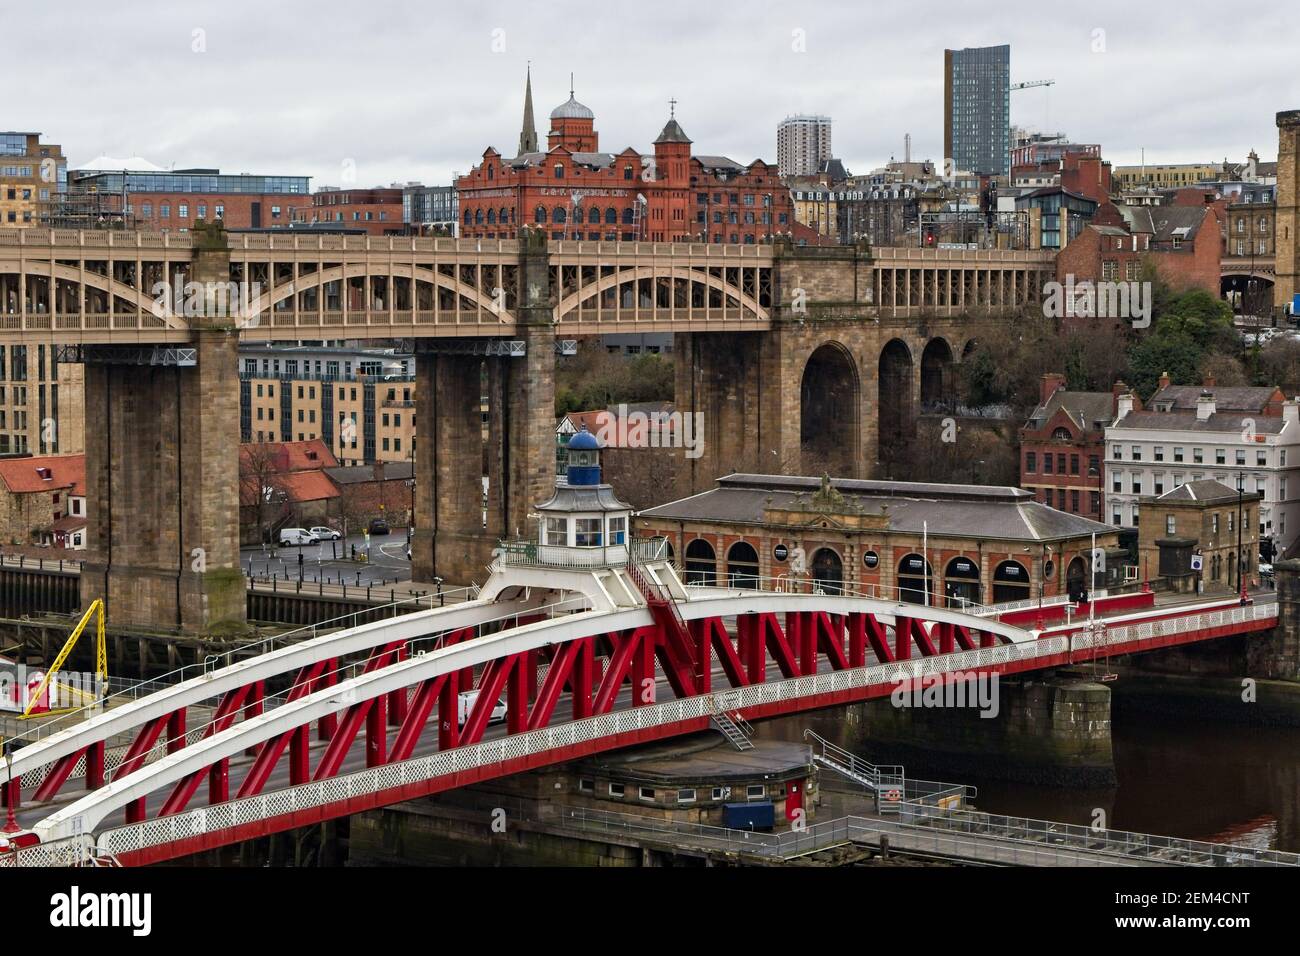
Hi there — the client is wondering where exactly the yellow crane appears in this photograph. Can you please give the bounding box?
[20,599,107,719]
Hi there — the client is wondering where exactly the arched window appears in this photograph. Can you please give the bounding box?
[605,208,617,224]
[500,207,510,224]
[684,539,716,586]
[897,554,933,605]
[811,548,843,595]
[587,206,600,225]
[992,560,1031,603]
[534,205,548,224]
[474,209,483,225]
[943,556,980,608]
[622,208,635,224]
[463,210,472,225]
[726,541,759,588]
[573,207,584,224]
[486,209,496,224]
[554,207,567,223]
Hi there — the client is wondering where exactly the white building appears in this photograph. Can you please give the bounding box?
[777,115,832,179]
[1106,384,1300,558]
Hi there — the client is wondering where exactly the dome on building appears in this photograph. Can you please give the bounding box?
[551,93,594,121]
[567,427,601,451]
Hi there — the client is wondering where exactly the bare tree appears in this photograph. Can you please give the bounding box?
[239,444,286,545]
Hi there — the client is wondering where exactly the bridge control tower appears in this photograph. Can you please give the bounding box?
[479,425,686,610]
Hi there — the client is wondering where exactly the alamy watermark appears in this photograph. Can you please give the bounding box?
[890,669,1000,718]
[591,403,704,460]
[1,665,105,713]
[1043,274,1151,328]
[151,277,263,324]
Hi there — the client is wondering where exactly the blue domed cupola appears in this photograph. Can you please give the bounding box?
[566,425,602,486]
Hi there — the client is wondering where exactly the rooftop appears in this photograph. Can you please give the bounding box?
[640,474,1112,542]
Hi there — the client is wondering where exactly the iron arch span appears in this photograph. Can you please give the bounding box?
[800,342,861,477]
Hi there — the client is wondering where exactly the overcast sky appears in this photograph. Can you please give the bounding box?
[8,0,1300,188]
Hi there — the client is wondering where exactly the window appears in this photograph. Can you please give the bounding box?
[711,787,725,800]
[608,515,626,544]
[1131,445,1142,461]
[1025,452,1036,473]
[1071,490,1080,512]
[1257,450,1267,466]
[1112,444,1122,460]
[1112,471,1122,493]
[1166,516,1176,535]
[1236,450,1246,465]
[1213,514,1220,534]
[1044,454,1054,474]
[638,786,655,802]
[178,203,188,219]
[1154,474,1164,495]
[545,516,568,546]
[1194,448,1204,463]
[1131,476,1141,494]
[1070,455,1079,475]
[1154,446,1164,462]
[575,517,603,547]
[1174,447,1184,462]
[746,785,765,800]
[608,783,625,797]
[578,779,594,793]
[1216,449,1226,464]
[677,789,696,804]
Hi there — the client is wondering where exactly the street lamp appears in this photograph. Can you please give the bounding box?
[1236,473,1248,602]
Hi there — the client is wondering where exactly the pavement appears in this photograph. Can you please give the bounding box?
[242,528,412,588]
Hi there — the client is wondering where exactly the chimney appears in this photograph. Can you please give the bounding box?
[1158,371,1171,391]
[1040,372,1067,404]
[1196,390,1216,421]
[1203,372,1216,388]
[1116,391,1136,420]
[373,460,385,482]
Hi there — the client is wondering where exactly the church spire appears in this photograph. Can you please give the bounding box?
[518,63,538,154]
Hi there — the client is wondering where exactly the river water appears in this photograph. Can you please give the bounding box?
[757,699,1300,853]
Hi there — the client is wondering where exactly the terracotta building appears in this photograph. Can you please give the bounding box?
[457,70,794,244]
[1020,373,1116,519]
[638,474,1120,606]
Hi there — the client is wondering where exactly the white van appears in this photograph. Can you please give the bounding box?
[278,527,316,546]
[457,690,507,728]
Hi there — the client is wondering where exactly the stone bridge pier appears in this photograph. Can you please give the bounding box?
[81,223,245,633]
[412,233,556,586]
[674,243,980,496]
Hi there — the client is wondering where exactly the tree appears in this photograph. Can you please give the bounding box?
[239,443,286,544]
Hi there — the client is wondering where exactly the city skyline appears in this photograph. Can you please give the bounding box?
[7,0,1299,188]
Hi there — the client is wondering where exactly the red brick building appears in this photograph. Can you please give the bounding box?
[294,187,404,235]
[457,71,794,244]
[1020,374,1118,519]
[69,169,312,231]
[1056,201,1223,294]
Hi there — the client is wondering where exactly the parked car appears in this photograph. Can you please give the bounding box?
[278,528,316,546]
[310,526,342,541]
[456,690,506,729]
[368,518,390,536]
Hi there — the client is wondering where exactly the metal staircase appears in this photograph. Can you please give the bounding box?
[804,729,905,811]
[711,711,754,751]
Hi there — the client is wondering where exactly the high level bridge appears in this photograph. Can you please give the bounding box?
[0,223,1054,634]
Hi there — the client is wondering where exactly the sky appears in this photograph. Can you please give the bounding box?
[7,0,1300,189]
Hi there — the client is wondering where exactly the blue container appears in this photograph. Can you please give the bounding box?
[722,801,775,831]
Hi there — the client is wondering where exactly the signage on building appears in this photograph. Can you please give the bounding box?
[1190,553,1204,572]
[773,543,789,562]
[863,550,879,569]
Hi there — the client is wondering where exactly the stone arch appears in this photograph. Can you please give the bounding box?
[684,538,716,585]
[800,341,861,477]
[919,337,955,409]
[726,540,760,588]
[877,338,914,477]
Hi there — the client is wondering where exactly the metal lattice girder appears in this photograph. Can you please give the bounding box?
[56,345,197,367]
[555,339,578,355]
[417,339,526,357]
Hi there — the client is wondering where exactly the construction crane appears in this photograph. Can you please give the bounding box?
[1011,79,1055,91]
